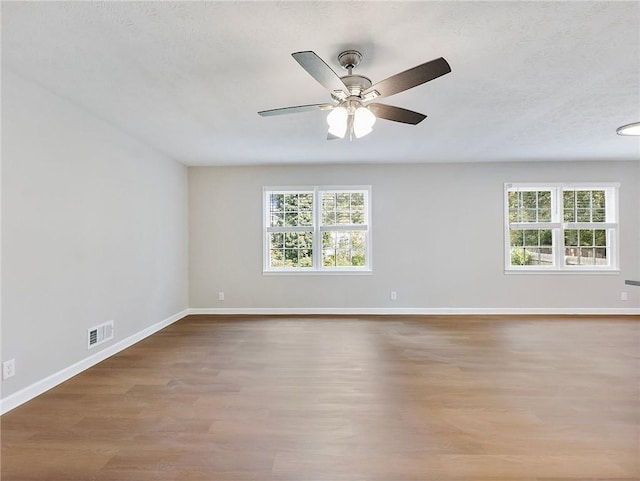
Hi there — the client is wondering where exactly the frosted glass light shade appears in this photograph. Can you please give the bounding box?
[353,107,376,138]
[327,107,348,138]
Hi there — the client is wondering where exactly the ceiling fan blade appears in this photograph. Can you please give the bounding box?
[368,103,427,125]
[364,57,451,99]
[258,103,333,117]
[292,51,349,97]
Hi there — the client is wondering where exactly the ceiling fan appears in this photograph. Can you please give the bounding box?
[258,50,451,140]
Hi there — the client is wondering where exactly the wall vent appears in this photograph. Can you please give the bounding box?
[88,321,114,349]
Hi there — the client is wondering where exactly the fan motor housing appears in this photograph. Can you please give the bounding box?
[340,74,372,96]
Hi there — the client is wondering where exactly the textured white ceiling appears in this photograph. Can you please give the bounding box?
[2,1,639,166]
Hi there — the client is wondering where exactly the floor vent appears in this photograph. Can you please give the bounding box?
[88,321,114,349]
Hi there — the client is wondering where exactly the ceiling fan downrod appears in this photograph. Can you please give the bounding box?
[336,50,373,99]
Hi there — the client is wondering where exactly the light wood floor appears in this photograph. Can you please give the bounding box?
[1,315,638,480]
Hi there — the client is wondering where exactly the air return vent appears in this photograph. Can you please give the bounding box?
[87,321,114,349]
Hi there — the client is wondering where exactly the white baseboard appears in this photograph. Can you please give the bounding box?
[0,309,189,415]
[188,307,640,316]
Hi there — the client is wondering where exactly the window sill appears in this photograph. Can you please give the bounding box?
[263,269,372,276]
[505,269,620,275]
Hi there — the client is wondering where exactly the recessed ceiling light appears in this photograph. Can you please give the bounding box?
[616,122,640,136]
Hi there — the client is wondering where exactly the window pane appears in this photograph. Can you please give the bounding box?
[563,191,575,209]
[594,229,606,247]
[299,193,313,211]
[580,247,595,265]
[298,232,312,249]
[336,249,351,266]
[323,212,336,225]
[299,249,313,267]
[337,232,350,249]
[322,230,366,268]
[522,192,536,208]
[508,191,519,209]
[563,209,575,222]
[538,191,551,208]
[352,248,365,266]
[595,248,607,263]
[564,230,578,247]
[351,193,365,210]
[270,213,284,227]
[524,229,539,245]
[322,191,367,226]
[510,230,524,247]
[538,208,551,222]
[592,191,606,209]
[579,229,594,246]
[592,209,605,222]
[285,212,298,226]
[576,191,590,208]
[270,250,284,268]
[576,209,591,222]
[322,249,335,267]
[270,194,284,213]
[525,247,543,265]
[352,231,365,249]
[564,247,578,265]
[564,228,608,267]
[510,229,553,266]
[322,193,336,210]
[508,189,551,224]
[270,233,284,249]
[284,194,299,211]
[351,211,364,224]
[323,231,334,248]
[336,211,350,224]
[564,189,607,223]
[337,193,350,209]
[299,211,312,226]
[284,249,298,267]
[284,232,298,248]
[523,209,537,222]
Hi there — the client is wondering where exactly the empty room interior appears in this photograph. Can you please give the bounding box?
[1,1,639,480]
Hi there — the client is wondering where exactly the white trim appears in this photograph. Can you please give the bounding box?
[504,183,620,272]
[263,185,372,273]
[504,269,620,275]
[0,309,188,415]
[263,269,372,276]
[187,307,639,316]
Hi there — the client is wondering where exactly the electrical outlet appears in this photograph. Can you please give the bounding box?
[621,291,628,301]
[390,291,397,301]
[218,291,225,301]
[3,359,16,380]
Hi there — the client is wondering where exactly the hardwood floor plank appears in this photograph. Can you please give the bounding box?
[2,315,638,480]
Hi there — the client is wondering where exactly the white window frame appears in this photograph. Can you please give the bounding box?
[263,185,372,274]
[504,182,619,273]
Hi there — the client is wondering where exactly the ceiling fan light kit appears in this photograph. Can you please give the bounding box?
[258,49,451,140]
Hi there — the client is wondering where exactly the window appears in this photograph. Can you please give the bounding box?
[505,183,619,271]
[264,186,371,273]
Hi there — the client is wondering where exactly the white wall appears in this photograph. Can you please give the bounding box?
[189,162,639,312]
[1,71,189,403]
